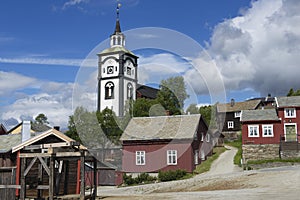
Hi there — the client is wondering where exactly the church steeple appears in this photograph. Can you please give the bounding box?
[110,2,125,47]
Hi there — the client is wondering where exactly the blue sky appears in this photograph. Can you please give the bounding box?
[1,0,300,128]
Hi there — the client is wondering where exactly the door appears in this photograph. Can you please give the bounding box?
[285,124,297,142]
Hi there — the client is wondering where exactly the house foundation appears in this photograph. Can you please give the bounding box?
[242,144,280,162]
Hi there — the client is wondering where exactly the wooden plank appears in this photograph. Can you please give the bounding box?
[0,185,21,189]
[24,157,37,176]
[49,155,55,200]
[56,152,82,157]
[19,153,50,158]
[37,185,49,190]
[38,156,50,176]
[80,152,85,200]
[93,157,97,199]
[20,158,26,200]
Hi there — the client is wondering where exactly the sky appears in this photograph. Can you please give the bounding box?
[1,0,300,129]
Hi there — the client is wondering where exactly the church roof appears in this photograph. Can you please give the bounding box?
[137,84,159,99]
[99,46,135,55]
[114,19,121,34]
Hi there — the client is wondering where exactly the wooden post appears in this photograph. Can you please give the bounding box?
[15,151,21,197]
[93,157,97,199]
[49,153,55,200]
[76,160,81,194]
[20,157,26,200]
[80,151,85,200]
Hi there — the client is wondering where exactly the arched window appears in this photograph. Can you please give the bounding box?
[127,83,133,99]
[117,36,121,45]
[105,82,114,99]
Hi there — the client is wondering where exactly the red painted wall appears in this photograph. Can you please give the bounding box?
[242,121,282,145]
[122,142,195,173]
[278,108,300,141]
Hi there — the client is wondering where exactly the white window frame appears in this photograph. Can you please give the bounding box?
[284,123,297,142]
[167,150,177,165]
[284,108,296,118]
[200,133,204,141]
[136,151,145,165]
[262,124,274,137]
[206,134,210,142]
[228,121,234,129]
[234,111,241,118]
[248,125,259,137]
[194,150,199,165]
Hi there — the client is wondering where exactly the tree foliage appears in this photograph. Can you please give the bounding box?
[34,113,49,124]
[186,104,199,114]
[199,104,217,129]
[287,88,300,96]
[157,76,188,115]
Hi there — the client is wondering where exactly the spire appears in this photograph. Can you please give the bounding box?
[110,1,125,47]
[114,1,122,34]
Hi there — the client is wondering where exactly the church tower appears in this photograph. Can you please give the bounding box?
[97,3,138,117]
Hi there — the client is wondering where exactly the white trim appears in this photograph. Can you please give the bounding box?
[167,150,177,165]
[248,125,259,137]
[136,151,146,165]
[284,108,296,118]
[234,111,241,118]
[262,124,274,137]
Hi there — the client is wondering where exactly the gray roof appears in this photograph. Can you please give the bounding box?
[0,134,21,153]
[277,96,300,107]
[217,99,260,113]
[120,114,201,141]
[241,109,279,122]
[99,46,135,55]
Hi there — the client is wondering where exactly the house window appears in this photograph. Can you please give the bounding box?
[194,150,199,165]
[235,111,241,118]
[228,121,234,129]
[200,133,204,141]
[262,125,274,137]
[206,134,210,142]
[127,67,132,75]
[248,125,259,137]
[127,83,133,99]
[285,108,296,118]
[167,150,177,165]
[136,151,145,165]
[105,82,114,99]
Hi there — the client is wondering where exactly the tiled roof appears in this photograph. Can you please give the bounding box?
[240,109,279,122]
[99,46,135,55]
[0,134,21,153]
[276,96,300,107]
[217,99,261,113]
[120,114,201,141]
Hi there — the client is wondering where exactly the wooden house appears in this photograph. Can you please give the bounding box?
[216,99,261,140]
[0,123,8,135]
[0,124,97,200]
[120,114,213,174]
[241,96,300,162]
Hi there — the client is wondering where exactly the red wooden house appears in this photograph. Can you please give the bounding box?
[241,96,300,162]
[120,114,213,174]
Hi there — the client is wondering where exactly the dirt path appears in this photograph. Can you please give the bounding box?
[97,147,300,200]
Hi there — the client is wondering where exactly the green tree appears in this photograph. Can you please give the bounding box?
[287,88,300,96]
[157,76,189,115]
[34,113,49,124]
[199,104,217,129]
[130,98,159,117]
[186,104,199,114]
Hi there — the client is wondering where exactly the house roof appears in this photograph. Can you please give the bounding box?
[0,123,7,135]
[240,109,279,122]
[120,114,202,141]
[137,84,159,99]
[7,121,51,134]
[12,128,86,153]
[276,96,300,107]
[217,99,261,113]
[0,134,21,153]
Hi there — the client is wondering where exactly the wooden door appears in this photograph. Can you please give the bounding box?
[285,124,297,142]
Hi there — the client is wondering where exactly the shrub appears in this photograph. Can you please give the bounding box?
[158,169,187,182]
[123,173,136,185]
[123,172,157,185]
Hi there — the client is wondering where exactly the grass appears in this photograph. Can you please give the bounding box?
[194,146,227,174]
[225,137,242,166]
[248,158,300,165]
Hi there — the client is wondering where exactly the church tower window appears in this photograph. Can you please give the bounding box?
[127,83,133,99]
[105,82,114,99]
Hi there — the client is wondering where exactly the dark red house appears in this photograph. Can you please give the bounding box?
[120,114,212,174]
[241,96,300,162]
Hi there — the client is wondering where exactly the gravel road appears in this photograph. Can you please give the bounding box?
[98,146,300,200]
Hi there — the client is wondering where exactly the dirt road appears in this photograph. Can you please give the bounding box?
[98,146,300,200]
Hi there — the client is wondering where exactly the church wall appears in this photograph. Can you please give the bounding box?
[100,79,120,116]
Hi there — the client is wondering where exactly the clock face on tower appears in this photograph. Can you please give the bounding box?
[107,66,114,74]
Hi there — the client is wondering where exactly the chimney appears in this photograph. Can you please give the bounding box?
[165,110,171,116]
[22,121,31,143]
[230,98,235,107]
[54,126,60,131]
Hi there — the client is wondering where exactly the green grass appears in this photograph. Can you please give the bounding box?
[248,158,300,165]
[225,137,242,166]
[194,146,227,174]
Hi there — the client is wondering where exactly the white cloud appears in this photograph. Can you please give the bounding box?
[0,71,37,96]
[0,57,84,67]
[62,0,89,10]
[206,0,300,96]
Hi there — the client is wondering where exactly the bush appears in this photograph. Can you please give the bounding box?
[123,173,157,185]
[158,169,187,182]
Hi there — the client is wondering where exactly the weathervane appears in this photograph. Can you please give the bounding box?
[116,0,122,21]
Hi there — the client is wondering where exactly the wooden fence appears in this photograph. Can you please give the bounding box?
[0,167,18,200]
